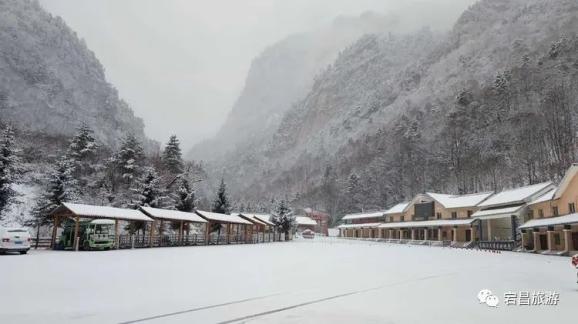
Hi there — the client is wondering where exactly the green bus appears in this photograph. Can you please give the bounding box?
[56,219,115,251]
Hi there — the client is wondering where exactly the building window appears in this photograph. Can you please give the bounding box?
[467,210,473,217]
[569,203,576,214]
[401,216,405,222]
[451,212,457,219]
[538,209,543,218]
[554,233,561,245]
[552,206,559,217]
[390,216,394,222]
[436,212,441,219]
[527,210,534,219]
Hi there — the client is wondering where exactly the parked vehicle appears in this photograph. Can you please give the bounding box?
[302,229,315,239]
[0,227,31,254]
[56,219,115,251]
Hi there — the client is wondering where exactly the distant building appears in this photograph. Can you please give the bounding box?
[304,208,330,236]
[294,216,317,233]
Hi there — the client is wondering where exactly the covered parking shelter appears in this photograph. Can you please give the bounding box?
[237,213,275,243]
[49,203,153,251]
[195,210,253,244]
[139,207,208,247]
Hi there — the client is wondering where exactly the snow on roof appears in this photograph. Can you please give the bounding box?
[253,214,275,226]
[236,213,268,226]
[378,218,475,229]
[90,219,115,225]
[338,223,382,229]
[58,203,153,222]
[341,211,386,221]
[477,182,553,208]
[140,207,207,223]
[426,192,493,209]
[471,205,525,219]
[554,164,578,199]
[239,213,275,226]
[295,216,317,226]
[519,213,578,229]
[194,210,253,225]
[385,202,410,214]
[528,188,556,206]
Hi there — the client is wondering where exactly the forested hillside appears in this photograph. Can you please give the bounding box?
[0,0,151,149]
[202,0,578,223]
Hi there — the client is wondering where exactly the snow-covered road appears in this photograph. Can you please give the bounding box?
[1,238,576,323]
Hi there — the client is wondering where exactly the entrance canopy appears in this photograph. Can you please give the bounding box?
[378,218,475,229]
[140,207,207,223]
[51,203,153,222]
[519,213,578,229]
[195,210,253,225]
[471,205,524,220]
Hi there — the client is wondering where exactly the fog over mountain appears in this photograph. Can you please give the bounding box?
[39,0,475,148]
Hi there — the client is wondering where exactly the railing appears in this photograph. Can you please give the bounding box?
[477,240,516,251]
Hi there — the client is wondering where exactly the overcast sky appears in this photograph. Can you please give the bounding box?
[39,0,475,149]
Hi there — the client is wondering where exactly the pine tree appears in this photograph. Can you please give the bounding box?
[27,158,78,227]
[0,126,21,220]
[116,134,145,186]
[68,123,98,163]
[211,178,230,214]
[344,173,363,213]
[174,177,195,212]
[162,135,184,174]
[133,167,166,208]
[209,178,230,237]
[272,199,294,240]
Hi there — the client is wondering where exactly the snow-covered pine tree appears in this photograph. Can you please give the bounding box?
[174,177,195,212]
[272,199,294,240]
[162,135,184,174]
[27,158,78,228]
[0,125,21,220]
[211,178,230,214]
[344,172,363,213]
[209,178,230,236]
[68,122,98,163]
[133,167,166,208]
[116,133,145,186]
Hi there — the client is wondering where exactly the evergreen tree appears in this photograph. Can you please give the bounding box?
[68,123,98,163]
[209,178,230,237]
[272,199,294,240]
[27,158,78,227]
[344,173,363,213]
[162,135,184,174]
[133,167,166,208]
[174,177,195,212]
[116,134,145,186]
[211,178,230,214]
[0,126,21,220]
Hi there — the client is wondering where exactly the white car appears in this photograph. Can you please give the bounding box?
[0,227,31,254]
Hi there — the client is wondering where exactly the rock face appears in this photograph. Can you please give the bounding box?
[189,12,404,162]
[0,0,152,150]
[193,0,578,203]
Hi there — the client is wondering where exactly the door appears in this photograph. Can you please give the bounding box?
[465,229,471,242]
[539,234,548,250]
[572,232,578,250]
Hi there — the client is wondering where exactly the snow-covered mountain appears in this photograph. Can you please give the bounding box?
[189,12,415,162]
[0,0,152,150]
[194,0,578,212]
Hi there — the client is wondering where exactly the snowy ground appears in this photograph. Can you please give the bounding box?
[1,238,576,324]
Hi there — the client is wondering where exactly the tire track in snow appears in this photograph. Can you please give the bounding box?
[217,271,459,324]
[118,293,284,324]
